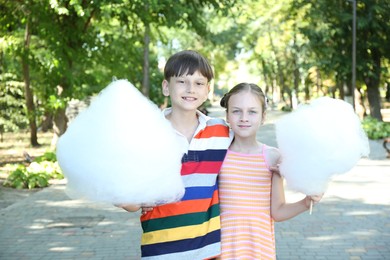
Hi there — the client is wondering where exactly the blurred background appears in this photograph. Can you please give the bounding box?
[1,0,389,189]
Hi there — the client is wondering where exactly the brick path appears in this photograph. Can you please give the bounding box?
[1,108,389,260]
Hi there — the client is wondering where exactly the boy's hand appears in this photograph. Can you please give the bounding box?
[269,165,281,177]
[141,206,154,215]
[116,204,141,212]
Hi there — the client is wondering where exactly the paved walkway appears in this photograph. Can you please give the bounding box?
[1,108,389,260]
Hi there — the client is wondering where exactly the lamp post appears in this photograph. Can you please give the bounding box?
[352,0,356,111]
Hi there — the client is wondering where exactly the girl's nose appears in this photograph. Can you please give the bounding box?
[240,113,249,122]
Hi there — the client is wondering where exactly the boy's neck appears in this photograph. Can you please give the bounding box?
[166,109,200,142]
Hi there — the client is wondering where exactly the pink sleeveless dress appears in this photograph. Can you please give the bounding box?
[219,145,275,259]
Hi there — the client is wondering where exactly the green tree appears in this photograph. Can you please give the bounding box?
[0,0,239,146]
[292,0,390,120]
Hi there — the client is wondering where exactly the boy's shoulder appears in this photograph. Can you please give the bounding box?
[206,117,228,127]
[197,111,228,127]
[195,115,230,139]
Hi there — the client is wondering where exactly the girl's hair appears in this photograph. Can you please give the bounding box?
[164,50,214,82]
[220,83,267,112]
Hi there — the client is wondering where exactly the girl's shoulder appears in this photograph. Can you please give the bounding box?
[263,144,281,168]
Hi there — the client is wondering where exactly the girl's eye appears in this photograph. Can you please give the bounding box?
[232,110,240,114]
[249,111,257,114]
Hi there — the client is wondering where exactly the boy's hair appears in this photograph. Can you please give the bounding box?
[164,50,214,82]
[220,83,267,113]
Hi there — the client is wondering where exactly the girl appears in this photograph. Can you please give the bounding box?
[218,83,321,259]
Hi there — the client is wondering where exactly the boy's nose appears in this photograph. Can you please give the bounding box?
[186,83,195,93]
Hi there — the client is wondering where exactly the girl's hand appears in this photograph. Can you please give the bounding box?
[310,194,323,203]
[304,194,323,209]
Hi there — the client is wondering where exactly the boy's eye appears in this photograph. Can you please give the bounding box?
[249,110,257,114]
[196,82,206,86]
[232,110,240,114]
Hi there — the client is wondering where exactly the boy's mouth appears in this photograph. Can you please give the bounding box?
[182,97,197,101]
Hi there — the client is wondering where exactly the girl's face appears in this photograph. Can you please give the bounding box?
[162,70,209,112]
[227,90,265,139]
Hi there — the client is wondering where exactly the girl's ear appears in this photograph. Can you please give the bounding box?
[261,112,266,125]
[162,80,170,97]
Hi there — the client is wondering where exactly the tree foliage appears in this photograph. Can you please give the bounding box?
[0,0,389,146]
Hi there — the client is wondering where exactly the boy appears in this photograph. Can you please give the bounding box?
[121,50,232,259]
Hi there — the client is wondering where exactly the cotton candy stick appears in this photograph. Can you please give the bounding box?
[309,200,313,215]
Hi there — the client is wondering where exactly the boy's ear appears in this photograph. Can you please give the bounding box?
[162,80,170,97]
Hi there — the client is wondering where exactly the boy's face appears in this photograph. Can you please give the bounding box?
[162,70,210,112]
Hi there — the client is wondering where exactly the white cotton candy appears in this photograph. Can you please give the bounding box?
[275,97,370,195]
[56,79,184,205]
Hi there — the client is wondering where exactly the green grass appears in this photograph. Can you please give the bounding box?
[0,131,53,178]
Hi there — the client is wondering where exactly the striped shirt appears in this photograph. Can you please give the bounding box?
[140,109,232,259]
[219,146,276,260]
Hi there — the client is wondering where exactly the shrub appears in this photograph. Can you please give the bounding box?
[361,116,390,140]
[3,151,63,189]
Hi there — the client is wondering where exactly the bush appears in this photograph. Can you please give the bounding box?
[281,105,292,112]
[361,116,390,140]
[34,151,58,163]
[3,151,63,189]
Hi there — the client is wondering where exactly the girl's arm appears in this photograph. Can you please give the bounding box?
[270,174,322,222]
[270,173,311,222]
[265,146,322,222]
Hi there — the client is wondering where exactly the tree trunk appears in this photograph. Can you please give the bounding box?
[22,20,39,147]
[337,80,344,100]
[292,60,299,108]
[364,48,383,121]
[292,30,300,107]
[366,84,382,121]
[41,111,53,132]
[260,57,275,106]
[267,29,290,108]
[51,107,67,147]
[141,4,150,97]
[385,82,390,102]
[316,68,322,96]
[51,85,68,147]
